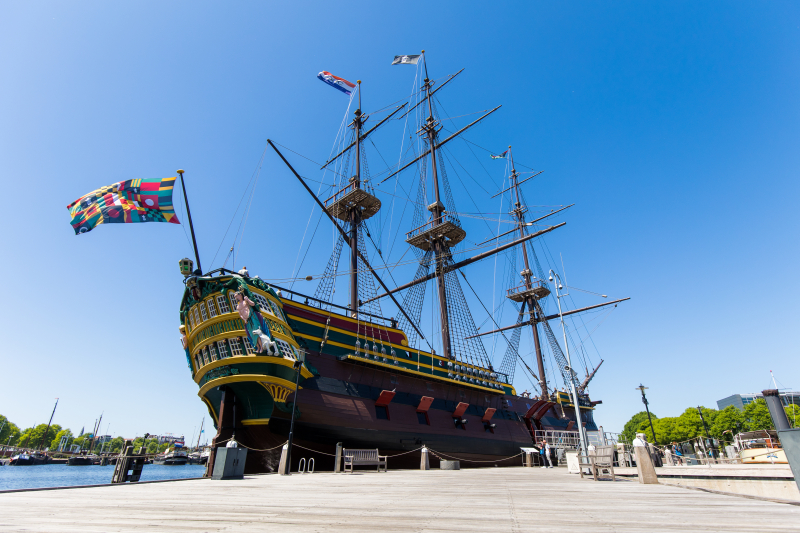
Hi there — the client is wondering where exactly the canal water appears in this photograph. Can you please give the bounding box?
[0,464,206,491]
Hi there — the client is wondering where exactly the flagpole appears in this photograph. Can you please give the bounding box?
[177,169,203,274]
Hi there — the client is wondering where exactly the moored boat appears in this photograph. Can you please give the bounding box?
[153,447,189,465]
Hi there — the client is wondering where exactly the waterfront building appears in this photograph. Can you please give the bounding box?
[717,392,800,411]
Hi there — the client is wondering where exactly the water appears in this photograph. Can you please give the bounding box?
[0,464,205,491]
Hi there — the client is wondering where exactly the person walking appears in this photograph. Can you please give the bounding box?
[539,439,553,468]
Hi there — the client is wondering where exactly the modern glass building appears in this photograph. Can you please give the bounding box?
[717,392,800,411]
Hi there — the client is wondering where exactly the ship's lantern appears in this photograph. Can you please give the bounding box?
[179,258,194,277]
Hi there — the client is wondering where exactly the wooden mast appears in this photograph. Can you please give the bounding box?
[349,81,363,318]
[508,148,549,399]
[421,50,453,361]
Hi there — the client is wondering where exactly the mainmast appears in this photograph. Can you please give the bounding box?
[350,81,363,318]
[422,51,454,360]
[507,148,551,399]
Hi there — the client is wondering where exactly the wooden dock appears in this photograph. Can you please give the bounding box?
[2,467,799,532]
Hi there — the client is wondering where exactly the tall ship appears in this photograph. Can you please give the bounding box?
[175,53,627,473]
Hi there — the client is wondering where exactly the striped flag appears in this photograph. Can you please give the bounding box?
[317,71,356,95]
[490,150,508,159]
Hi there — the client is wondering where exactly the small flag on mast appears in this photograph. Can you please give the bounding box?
[317,71,356,95]
[67,177,180,235]
[490,150,508,159]
[392,55,421,65]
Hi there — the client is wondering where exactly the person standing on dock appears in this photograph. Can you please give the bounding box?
[540,439,553,468]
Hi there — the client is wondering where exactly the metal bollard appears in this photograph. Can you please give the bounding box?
[420,446,430,470]
[308,458,315,473]
[298,458,306,474]
[335,442,342,473]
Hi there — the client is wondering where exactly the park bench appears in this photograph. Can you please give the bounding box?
[578,445,616,481]
[343,448,387,473]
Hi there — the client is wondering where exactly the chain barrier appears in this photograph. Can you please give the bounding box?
[427,447,524,464]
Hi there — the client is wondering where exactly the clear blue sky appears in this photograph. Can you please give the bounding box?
[1,2,798,442]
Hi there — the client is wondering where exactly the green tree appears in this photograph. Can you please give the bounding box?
[17,424,62,450]
[0,415,21,447]
[107,437,125,454]
[642,416,678,444]
[50,428,74,451]
[158,442,170,453]
[785,405,800,428]
[620,411,657,443]
[711,406,745,442]
[744,399,773,431]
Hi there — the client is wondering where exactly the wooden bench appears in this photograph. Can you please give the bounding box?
[343,448,387,473]
[578,445,615,481]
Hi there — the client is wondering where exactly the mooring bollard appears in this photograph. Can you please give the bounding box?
[634,446,658,484]
[334,442,342,473]
[420,446,430,470]
[278,443,290,476]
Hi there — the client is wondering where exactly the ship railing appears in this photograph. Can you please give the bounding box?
[202,268,397,327]
[506,279,548,298]
[405,213,460,241]
[323,181,358,208]
[534,430,581,450]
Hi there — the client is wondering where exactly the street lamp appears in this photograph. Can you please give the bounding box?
[636,384,658,445]
[282,350,306,475]
[549,270,589,460]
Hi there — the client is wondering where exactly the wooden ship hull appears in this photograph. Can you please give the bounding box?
[181,274,598,473]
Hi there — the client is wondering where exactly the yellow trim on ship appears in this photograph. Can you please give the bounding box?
[197,373,300,398]
[194,355,313,384]
[241,418,271,426]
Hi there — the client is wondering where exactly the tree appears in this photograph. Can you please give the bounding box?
[620,411,657,443]
[50,428,74,451]
[17,424,62,450]
[744,399,773,431]
[711,406,744,442]
[158,442,170,453]
[0,415,21,447]
[785,405,800,428]
[107,437,125,454]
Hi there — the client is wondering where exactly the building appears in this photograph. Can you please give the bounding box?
[717,392,800,411]
[157,435,185,446]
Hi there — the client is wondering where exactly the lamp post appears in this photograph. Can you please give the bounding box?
[636,384,658,445]
[283,350,306,475]
[549,270,589,459]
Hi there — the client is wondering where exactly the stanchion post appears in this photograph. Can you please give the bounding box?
[420,446,430,470]
[334,442,342,473]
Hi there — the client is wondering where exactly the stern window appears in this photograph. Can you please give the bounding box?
[229,337,242,356]
[209,343,218,361]
[199,303,208,321]
[193,308,201,325]
[207,299,217,318]
[216,295,230,314]
[202,347,210,365]
[216,340,229,359]
[228,292,238,313]
[242,336,254,355]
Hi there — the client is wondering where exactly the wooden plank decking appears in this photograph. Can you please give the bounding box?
[1,467,798,532]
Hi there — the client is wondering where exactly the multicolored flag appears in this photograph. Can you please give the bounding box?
[67,177,180,235]
[317,71,356,95]
[391,54,421,65]
[490,150,508,159]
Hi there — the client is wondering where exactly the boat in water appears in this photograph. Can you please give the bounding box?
[140,53,625,474]
[9,452,52,465]
[153,447,189,465]
[67,453,97,466]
